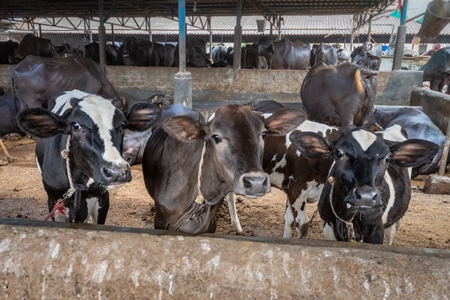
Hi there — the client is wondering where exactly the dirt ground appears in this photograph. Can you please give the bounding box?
[1,137,449,250]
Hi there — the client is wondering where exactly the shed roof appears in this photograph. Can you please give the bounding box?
[1,0,396,18]
[3,15,438,38]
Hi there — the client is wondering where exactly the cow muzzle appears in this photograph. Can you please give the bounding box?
[101,162,132,188]
[345,185,383,212]
[234,171,270,198]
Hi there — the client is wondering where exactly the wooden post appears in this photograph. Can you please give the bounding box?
[438,119,450,176]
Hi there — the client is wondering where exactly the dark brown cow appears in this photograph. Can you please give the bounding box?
[142,103,304,234]
[419,47,450,92]
[351,42,382,71]
[257,36,310,70]
[14,34,56,63]
[310,43,339,66]
[301,62,378,128]
[11,55,124,110]
[0,40,19,64]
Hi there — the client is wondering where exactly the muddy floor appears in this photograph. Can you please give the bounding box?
[1,138,449,249]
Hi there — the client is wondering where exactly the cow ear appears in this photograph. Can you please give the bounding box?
[390,139,440,168]
[263,108,307,134]
[289,131,332,159]
[163,115,206,142]
[125,102,161,131]
[16,108,68,138]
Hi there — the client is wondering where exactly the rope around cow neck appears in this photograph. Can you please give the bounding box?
[194,141,207,204]
[43,135,76,221]
[328,176,356,241]
[60,135,76,200]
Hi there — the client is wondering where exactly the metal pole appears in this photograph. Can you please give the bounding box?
[277,15,281,41]
[174,0,192,107]
[367,16,372,42]
[208,16,213,63]
[111,24,115,44]
[98,0,107,72]
[233,0,243,70]
[392,0,409,70]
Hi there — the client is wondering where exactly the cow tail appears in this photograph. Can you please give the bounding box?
[355,69,364,94]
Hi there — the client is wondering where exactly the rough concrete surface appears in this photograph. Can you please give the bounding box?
[0,219,449,299]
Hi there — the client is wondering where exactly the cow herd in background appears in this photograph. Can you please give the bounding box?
[0,31,448,246]
[0,33,382,70]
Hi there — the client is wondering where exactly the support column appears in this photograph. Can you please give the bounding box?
[208,17,213,63]
[233,0,243,70]
[392,25,407,70]
[174,0,192,107]
[98,0,107,72]
[111,24,115,44]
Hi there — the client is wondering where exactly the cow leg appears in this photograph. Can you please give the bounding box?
[384,221,400,245]
[323,222,337,241]
[0,139,15,163]
[225,192,244,235]
[283,193,308,238]
[93,193,110,225]
[283,201,294,238]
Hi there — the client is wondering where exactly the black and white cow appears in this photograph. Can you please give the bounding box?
[290,126,439,244]
[142,103,304,234]
[262,120,340,238]
[16,90,161,224]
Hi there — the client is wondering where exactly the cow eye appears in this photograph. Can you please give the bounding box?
[385,155,392,163]
[212,134,221,144]
[72,122,81,130]
[262,131,268,139]
[335,148,344,159]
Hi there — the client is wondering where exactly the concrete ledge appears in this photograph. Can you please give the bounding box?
[410,87,450,134]
[0,65,397,106]
[0,218,449,298]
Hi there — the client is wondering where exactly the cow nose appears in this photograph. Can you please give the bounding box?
[352,185,381,208]
[235,171,270,198]
[101,163,131,183]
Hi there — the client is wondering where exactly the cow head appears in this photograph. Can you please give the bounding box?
[186,46,208,67]
[163,105,306,199]
[17,93,161,190]
[351,42,381,69]
[290,127,439,222]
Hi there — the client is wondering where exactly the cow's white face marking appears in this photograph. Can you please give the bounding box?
[79,95,125,166]
[383,124,407,142]
[352,130,377,152]
[51,90,91,115]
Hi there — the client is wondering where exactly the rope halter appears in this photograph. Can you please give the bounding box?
[328,176,356,242]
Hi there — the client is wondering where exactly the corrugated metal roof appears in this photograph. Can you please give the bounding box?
[4,15,445,38]
[1,0,396,18]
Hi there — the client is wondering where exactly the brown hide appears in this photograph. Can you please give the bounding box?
[11,55,123,109]
[14,34,56,61]
[300,62,378,128]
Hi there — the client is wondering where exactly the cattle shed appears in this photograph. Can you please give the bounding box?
[2,1,450,298]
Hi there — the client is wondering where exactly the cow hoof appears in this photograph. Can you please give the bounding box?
[300,224,309,238]
[0,159,9,166]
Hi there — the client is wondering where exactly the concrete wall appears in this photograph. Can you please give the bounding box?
[0,64,423,107]
[0,219,449,298]
[410,87,450,134]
